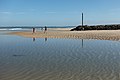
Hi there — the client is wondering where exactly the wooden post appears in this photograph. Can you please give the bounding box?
[82,13,83,27]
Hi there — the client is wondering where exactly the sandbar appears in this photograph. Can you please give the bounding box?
[9,28,120,41]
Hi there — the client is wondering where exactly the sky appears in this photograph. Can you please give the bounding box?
[0,0,120,26]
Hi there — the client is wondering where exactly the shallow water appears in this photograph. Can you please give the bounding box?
[0,34,120,80]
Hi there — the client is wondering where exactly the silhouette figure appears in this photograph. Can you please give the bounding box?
[44,26,47,33]
[32,28,35,33]
[41,27,43,31]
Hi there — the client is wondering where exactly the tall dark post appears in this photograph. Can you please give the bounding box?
[82,13,83,27]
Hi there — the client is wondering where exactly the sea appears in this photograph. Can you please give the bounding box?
[0,26,74,30]
[0,27,120,80]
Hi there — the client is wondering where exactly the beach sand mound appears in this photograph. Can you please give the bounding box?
[10,29,120,41]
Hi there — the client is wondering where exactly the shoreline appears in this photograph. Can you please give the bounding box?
[9,29,120,41]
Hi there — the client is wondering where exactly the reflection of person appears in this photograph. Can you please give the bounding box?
[45,37,47,42]
[44,26,47,33]
[33,38,35,42]
[33,28,35,33]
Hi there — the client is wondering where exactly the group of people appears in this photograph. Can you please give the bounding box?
[32,26,47,33]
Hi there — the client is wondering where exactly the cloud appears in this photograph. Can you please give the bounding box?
[64,18,71,20]
[16,12,25,14]
[0,12,12,14]
[110,8,120,12]
[29,9,36,11]
[0,11,27,15]
[46,12,56,13]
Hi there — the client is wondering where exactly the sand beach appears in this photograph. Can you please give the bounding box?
[10,28,120,41]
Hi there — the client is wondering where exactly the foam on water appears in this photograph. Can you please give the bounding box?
[0,35,120,80]
[0,28,32,31]
[0,28,22,31]
[8,28,22,30]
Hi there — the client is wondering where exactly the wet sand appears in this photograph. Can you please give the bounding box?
[10,28,120,41]
[1,30,120,80]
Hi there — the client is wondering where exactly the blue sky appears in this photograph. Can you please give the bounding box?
[0,0,120,26]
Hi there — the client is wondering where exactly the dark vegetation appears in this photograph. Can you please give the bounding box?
[71,24,120,31]
[13,55,25,57]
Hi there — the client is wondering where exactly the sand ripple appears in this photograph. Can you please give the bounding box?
[10,30,120,41]
[0,37,120,80]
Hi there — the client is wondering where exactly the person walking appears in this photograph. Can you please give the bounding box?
[33,27,35,33]
[41,27,43,31]
[44,26,47,33]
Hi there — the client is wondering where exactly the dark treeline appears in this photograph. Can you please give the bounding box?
[71,24,120,31]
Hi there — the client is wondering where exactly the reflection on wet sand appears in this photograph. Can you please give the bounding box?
[45,37,47,42]
[82,39,84,48]
[32,37,35,42]
[0,36,120,80]
[32,37,48,42]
